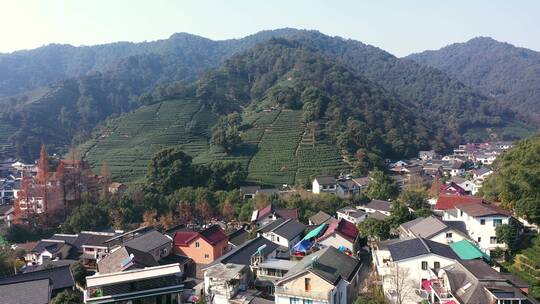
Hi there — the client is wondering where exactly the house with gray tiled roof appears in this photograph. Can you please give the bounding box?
[274,246,362,304]
[399,216,469,245]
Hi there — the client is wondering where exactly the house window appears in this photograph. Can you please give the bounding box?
[493,219,502,227]
[421,261,428,270]
[204,253,209,259]
[480,219,486,225]
[290,297,300,304]
[460,210,464,216]
[478,237,482,242]
[305,278,311,291]
[434,261,440,269]
[446,232,453,238]
[490,237,498,244]
[303,300,313,304]
[195,242,200,248]
[276,236,280,242]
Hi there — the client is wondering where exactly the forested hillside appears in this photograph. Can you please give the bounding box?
[0,29,300,97]
[481,134,540,225]
[82,39,441,185]
[407,37,540,124]
[0,29,532,161]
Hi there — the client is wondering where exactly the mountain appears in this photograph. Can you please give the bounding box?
[0,29,531,161]
[81,39,442,185]
[0,29,301,97]
[406,37,540,124]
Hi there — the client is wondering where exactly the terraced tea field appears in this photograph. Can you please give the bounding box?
[81,100,348,186]
[0,122,16,158]
[80,99,216,184]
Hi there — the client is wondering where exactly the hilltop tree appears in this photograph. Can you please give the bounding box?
[358,218,390,241]
[145,148,194,195]
[210,113,242,152]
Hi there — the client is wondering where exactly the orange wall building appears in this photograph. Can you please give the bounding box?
[173,225,228,265]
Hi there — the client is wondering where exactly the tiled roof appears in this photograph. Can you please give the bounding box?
[207,236,279,267]
[280,246,361,286]
[174,225,227,247]
[199,225,228,245]
[97,246,158,274]
[268,219,306,241]
[318,219,358,243]
[0,278,51,304]
[458,203,511,217]
[314,176,336,185]
[309,211,335,225]
[388,238,459,261]
[365,199,392,212]
[0,264,74,292]
[227,228,250,247]
[275,208,298,220]
[123,230,171,252]
[435,194,484,210]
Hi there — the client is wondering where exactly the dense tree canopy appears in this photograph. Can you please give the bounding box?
[481,135,540,224]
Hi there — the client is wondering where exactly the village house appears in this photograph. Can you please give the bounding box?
[204,263,251,304]
[336,206,367,225]
[309,210,337,226]
[399,216,469,245]
[251,204,298,227]
[97,246,159,274]
[274,246,362,304]
[312,176,338,195]
[0,264,76,299]
[426,260,535,304]
[228,226,250,249]
[443,202,512,255]
[28,239,73,265]
[251,258,298,296]
[257,218,306,249]
[433,194,484,212]
[362,199,393,217]
[373,238,460,304]
[84,264,185,304]
[317,218,359,254]
[173,225,228,265]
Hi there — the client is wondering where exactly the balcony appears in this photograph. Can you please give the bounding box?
[430,280,453,300]
[274,286,330,302]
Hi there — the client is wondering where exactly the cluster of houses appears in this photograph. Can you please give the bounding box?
[1,198,394,304]
[2,140,537,304]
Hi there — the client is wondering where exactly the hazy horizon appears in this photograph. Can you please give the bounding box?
[1,0,539,57]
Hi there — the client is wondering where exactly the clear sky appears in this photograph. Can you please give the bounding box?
[0,0,538,57]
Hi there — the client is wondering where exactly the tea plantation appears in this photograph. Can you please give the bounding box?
[81,99,349,186]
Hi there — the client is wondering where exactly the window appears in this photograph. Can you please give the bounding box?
[195,242,200,248]
[305,278,311,291]
[490,237,498,244]
[460,210,464,216]
[434,261,440,269]
[303,300,313,304]
[478,237,482,242]
[421,261,428,270]
[446,232,453,238]
[276,236,280,242]
[480,219,486,225]
[290,297,300,304]
[493,219,502,227]
[204,253,209,259]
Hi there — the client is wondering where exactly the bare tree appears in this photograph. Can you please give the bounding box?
[384,264,415,304]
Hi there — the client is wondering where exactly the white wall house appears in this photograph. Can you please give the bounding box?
[312,176,337,195]
[443,203,511,254]
[373,238,459,304]
[336,207,367,225]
